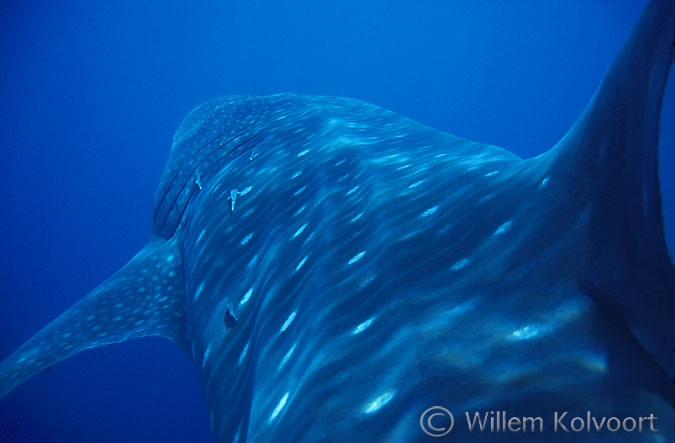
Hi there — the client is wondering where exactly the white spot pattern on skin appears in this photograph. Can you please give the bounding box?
[348,251,366,265]
[539,176,550,189]
[202,344,212,369]
[451,258,470,271]
[241,233,253,245]
[194,282,205,301]
[291,171,302,180]
[494,220,513,236]
[303,232,316,245]
[363,391,395,414]
[297,149,310,157]
[292,224,308,239]
[294,256,308,273]
[293,205,306,217]
[352,317,375,335]
[238,342,250,366]
[509,325,542,341]
[359,274,376,289]
[278,343,297,370]
[350,211,364,223]
[421,206,438,217]
[240,288,253,306]
[269,392,290,422]
[280,311,297,332]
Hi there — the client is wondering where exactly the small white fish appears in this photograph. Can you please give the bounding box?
[194,172,203,190]
[229,189,240,212]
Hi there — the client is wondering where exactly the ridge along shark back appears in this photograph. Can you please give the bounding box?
[1,1,674,441]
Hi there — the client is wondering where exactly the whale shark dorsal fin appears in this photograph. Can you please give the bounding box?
[539,0,675,376]
[0,238,188,400]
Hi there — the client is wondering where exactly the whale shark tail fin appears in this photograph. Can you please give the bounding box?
[0,238,188,400]
[542,0,675,376]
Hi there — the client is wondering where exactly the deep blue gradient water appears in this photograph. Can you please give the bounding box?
[0,1,673,442]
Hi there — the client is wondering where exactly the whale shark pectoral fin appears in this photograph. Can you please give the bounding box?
[540,0,675,378]
[0,237,188,400]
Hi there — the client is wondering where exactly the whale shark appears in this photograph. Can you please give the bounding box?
[1,0,674,441]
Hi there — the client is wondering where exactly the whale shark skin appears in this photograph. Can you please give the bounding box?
[1,0,674,441]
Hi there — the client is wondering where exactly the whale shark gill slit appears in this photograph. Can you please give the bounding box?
[154,131,264,237]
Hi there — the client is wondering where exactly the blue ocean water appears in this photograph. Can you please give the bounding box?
[0,1,672,442]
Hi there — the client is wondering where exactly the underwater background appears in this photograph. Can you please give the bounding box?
[0,0,673,442]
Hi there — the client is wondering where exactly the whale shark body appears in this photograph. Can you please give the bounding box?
[1,1,674,441]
